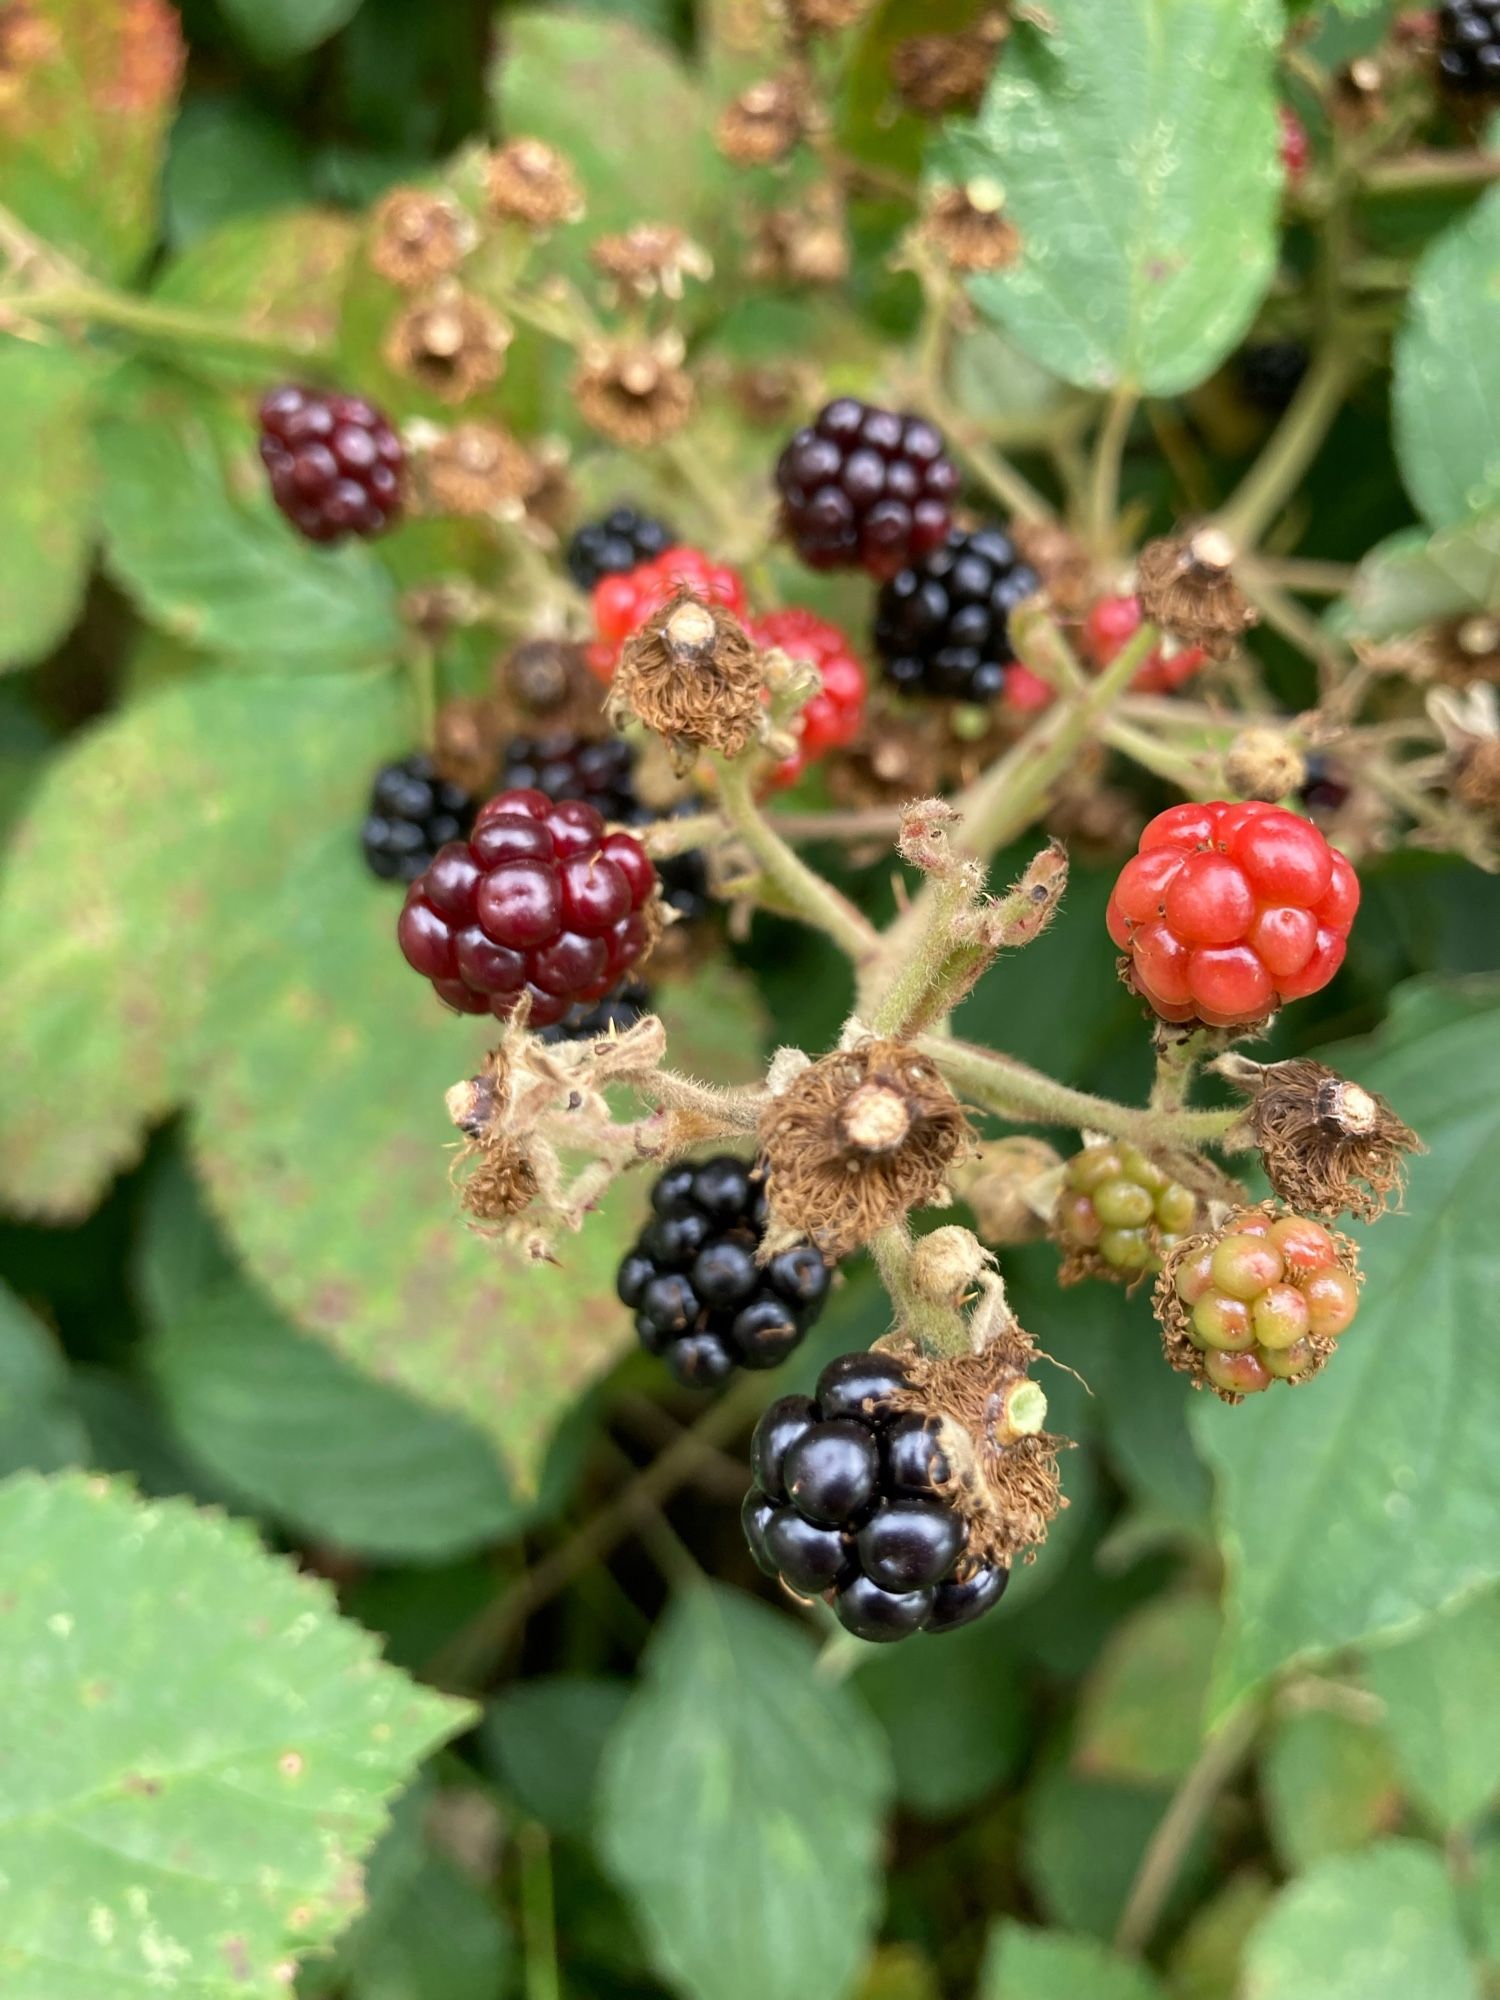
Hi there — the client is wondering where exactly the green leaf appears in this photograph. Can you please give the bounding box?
[96,366,401,670]
[153,207,356,383]
[597,1586,892,2000]
[0,671,404,1217]
[483,1676,631,1838]
[0,1282,87,1476]
[955,0,1285,395]
[981,1922,1169,2000]
[1260,1708,1402,1870]
[215,0,366,64]
[162,96,314,248]
[1339,515,1500,640]
[0,341,98,671]
[1393,186,1500,529]
[1240,1841,1479,2000]
[1364,1589,1500,1831]
[1072,1593,1219,1786]
[0,0,184,281]
[1197,1001,1500,1715]
[853,1613,1028,1819]
[0,1470,471,1998]
[1167,1871,1278,2000]
[1023,1763,1209,1940]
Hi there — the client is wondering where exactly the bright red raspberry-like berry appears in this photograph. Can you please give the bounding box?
[1083,595,1207,695]
[587,545,750,680]
[750,607,868,789]
[1278,105,1310,183]
[258,385,404,544]
[776,397,960,579]
[397,788,658,1028]
[1106,800,1360,1028]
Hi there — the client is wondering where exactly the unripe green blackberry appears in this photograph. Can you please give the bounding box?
[1054,1141,1197,1282]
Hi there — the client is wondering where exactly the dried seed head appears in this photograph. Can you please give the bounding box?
[414,421,539,516]
[785,0,871,32]
[591,223,712,301]
[891,13,1008,117]
[384,284,512,403]
[495,635,598,728]
[717,73,809,165]
[959,1136,1063,1247]
[747,183,850,287]
[1454,737,1500,817]
[920,178,1021,273]
[485,137,584,229]
[573,335,695,447]
[432,694,502,796]
[1220,1054,1421,1220]
[759,1040,969,1259]
[368,188,477,290]
[1224,726,1308,803]
[610,589,765,759]
[1136,530,1258,661]
[1011,518,1096,621]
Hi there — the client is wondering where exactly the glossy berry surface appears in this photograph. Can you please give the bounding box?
[258,384,403,544]
[750,607,869,788]
[1439,0,1500,91]
[361,754,476,884]
[741,1348,1010,1642]
[875,526,1039,703]
[1237,340,1310,416]
[1082,594,1207,695]
[396,787,657,1026]
[566,503,677,592]
[587,545,750,679]
[618,1157,833,1387]
[1106,800,1360,1027]
[776,398,960,578]
[1056,1140,1198,1278]
[1175,1209,1358,1391]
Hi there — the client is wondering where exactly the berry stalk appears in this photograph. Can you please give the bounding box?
[712,753,880,964]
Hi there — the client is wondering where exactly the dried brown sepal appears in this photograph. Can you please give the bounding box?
[573,335,695,447]
[1453,737,1500,817]
[716,73,810,165]
[1011,519,1096,622]
[760,1039,969,1259]
[485,138,584,229]
[591,223,712,302]
[920,179,1021,274]
[432,694,502,796]
[747,183,850,288]
[384,284,512,403]
[956,1136,1063,1247]
[414,421,539,517]
[1219,1054,1422,1221]
[891,13,1008,116]
[368,188,476,290]
[1136,529,1258,662]
[1224,726,1307,803]
[610,589,765,760]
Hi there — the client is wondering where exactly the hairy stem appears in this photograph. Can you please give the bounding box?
[1086,385,1138,556]
[713,755,880,964]
[7,282,326,367]
[1361,149,1500,198]
[518,1823,561,2000]
[870,1223,970,1356]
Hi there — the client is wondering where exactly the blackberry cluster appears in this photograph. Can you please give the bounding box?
[1237,340,1310,415]
[743,1351,1009,1643]
[541,977,652,1044]
[258,385,403,544]
[361,755,476,883]
[566,504,677,592]
[618,1158,833,1388]
[1439,1,1500,91]
[776,399,960,578]
[875,526,1039,702]
[1056,1141,1197,1277]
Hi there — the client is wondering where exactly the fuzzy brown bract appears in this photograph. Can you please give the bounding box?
[891,14,1008,116]
[572,337,695,448]
[716,74,810,166]
[1223,1055,1422,1220]
[384,284,512,403]
[1136,529,1258,661]
[759,1040,969,1258]
[368,188,476,290]
[1224,726,1308,803]
[610,591,765,761]
[920,180,1022,274]
[485,137,584,230]
[414,422,539,517]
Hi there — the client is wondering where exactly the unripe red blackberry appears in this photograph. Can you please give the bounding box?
[1439,0,1500,90]
[1055,1141,1198,1280]
[361,754,476,883]
[749,606,869,787]
[258,385,404,544]
[1082,594,1206,695]
[565,503,677,592]
[396,788,658,1027]
[874,526,1039,703]
[619,1158,834,1387]
[776,398,960,578]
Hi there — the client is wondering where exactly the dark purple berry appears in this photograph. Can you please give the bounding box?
[691,1238,759,1308]
[783,1419,880,1527]
[616,1251,655,1310]
[730,1297,803,1370]
[855,1500,965,1593]
[776,399,959,579]
[259,384,403,544]
[833,1573,933,1643]
[815,1351,912,1428]
[875,526,1039,704]
[883,1413,952,1499]
[1439,1,1500,91]
[566,504,677,591]
[742,1490,780,1577]
[750,1395,817,1501]
[765,1510,851,1593]
[927,1563,1010,1634]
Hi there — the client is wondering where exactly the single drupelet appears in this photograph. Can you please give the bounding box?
[618,1158,834,1387]
[1056,1141,1198,1279]
[743,1350,1010,1643]
[259,385,404,544]
[396,787,657,1028]
[565,503,678,592]
[874,526,1039,703]
[776,398,960,578]
[361,754,476,883]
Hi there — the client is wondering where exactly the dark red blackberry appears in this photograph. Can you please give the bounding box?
[567,504,677,592]
[362,754,476,883]
[540,977,652,1043]
[775,398,960,579]
[874,525,1039,702]
[396,788,658,1027]
[258,385,404,544]
[1439,1,1500,90]
[742,1350,1010,1641]
[618,1158,834,1388]
[1237,340,1310,416]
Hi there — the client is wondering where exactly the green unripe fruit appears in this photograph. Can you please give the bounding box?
[1192,1292,1255,1352]
[1093,1179,1155,1229]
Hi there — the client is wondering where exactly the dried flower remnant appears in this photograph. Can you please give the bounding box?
[485,138,585,229]
[591,224,712,302]
[717,74,810,165]
[610,592,765,760]
[384,285,512,403]
[891,13,1008,117]
[920,179,1021,274]
[414,422,538,517]
[748,184,850,288]
[573,336,695,447]
[368,188,476,290]
[1136,529,1258,661]
[1219,1054,1422,1221]
[1224,727,1308,803]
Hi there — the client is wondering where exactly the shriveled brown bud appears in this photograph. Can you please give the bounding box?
[573,334,694,447]
[414,421,538,517]
[1224,726,1307,803]
[1218,1053,1422,1220]
[484,137,584,229]
[959,1136,1062,1247]
[445,1049,546,1223]
[920,177,1021,273]
[760,1039,969,1259]
[493,636,601,740]
[1136,529,1258,661]
[591,223,712,302]
[611,589,765,759]
[384,284,512,403]
[910,1226,994,1308]
[747,184,850,288]
[786,0,871,32]
[1012,518,1096,621]
[1454,737,1500,817]
[891,13,1008,116]
[368,188,476,290]
[717,73,809,165]
[432,694,502,796]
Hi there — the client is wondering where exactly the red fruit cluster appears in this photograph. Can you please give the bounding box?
[397,789,657,1027]
[1175,1211,1359,1397]
[1083,595,1206,695]
[1107,800,1360,1028]
[750,607,868,788]
[587,545,750,680]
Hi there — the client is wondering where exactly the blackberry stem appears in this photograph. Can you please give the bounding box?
[1086,384,1138,557]
[6,281,326,368]
[871,1223,972,1357]
[712,754,880,963]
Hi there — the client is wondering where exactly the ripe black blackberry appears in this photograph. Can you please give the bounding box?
[259,385,404,544]
[361,754,476,882]
[742,1350,1010,1641]
[874,526,1039,702]
[566,504,677,592]
[1237,340,1310,415]
[619,1158,834,1388]
[1439,1,1500,91]
[540,977,652,1043]
[776,398,960,578]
